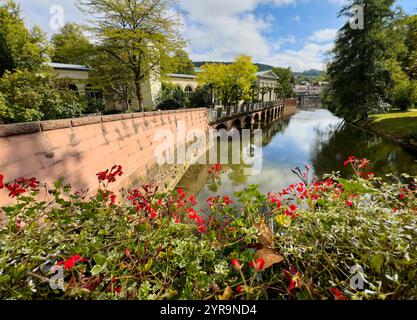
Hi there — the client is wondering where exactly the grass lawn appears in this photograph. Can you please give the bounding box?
[370,109,417,140]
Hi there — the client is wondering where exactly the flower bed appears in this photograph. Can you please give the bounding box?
[0,158,416,300]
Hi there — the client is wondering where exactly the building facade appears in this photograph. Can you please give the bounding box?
[48,63,280,112]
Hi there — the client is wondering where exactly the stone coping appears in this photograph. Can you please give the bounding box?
[0,108,208,137]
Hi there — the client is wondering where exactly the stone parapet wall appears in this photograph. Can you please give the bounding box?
[0,109,208,206]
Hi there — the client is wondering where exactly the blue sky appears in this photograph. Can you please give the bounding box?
[15,0,417,72]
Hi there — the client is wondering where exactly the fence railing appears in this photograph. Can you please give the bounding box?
[208,99,284,123]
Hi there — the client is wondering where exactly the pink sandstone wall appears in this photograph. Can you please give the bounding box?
[0,109,208,206]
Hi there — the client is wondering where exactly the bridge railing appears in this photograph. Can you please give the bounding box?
[208,99,284,123]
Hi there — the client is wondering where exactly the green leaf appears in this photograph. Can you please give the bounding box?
[144,258,153,273]
[91,265,102,276]
[370,254,384,274]
[93,254,107,266]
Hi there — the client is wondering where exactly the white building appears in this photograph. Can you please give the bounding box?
[47,63,280,112]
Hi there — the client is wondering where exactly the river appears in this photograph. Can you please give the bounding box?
[177,108,417,205]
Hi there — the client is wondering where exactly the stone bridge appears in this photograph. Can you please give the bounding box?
[209,98,297,130]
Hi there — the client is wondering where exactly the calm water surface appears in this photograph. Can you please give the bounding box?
[177,108,417,205]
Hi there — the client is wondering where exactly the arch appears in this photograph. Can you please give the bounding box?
[231,119,242,130]
[254,113,260,123]
[68,84,79,96]
[215,123,228,131]
[261,111,266,122]
[243,116,252,129]
[184,85,193,99]
[266,110,271,119]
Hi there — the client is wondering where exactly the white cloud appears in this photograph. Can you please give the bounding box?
[15,0,334,72]
[328,0,350,5]
[308,28,338,43]
[264,42,334,72]
[291,15,301,23]
[179,0,335,71]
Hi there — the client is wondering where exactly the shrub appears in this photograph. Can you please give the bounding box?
[189,85,212,109]
[155,82,186,110]
[0,158,416,300]
[0,69,84,123]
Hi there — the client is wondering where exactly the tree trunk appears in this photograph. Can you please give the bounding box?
[134,65,143,112]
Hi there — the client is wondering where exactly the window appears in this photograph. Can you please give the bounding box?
[184,86,193,98]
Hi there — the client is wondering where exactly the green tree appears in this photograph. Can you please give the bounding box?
[198,55,257,106]
[163,49,195,75]
[327,0,395,120]
[272,67,295,98]
[155,82,186,110]
[51,23,94,65]
[0,70,84,123]
[0,0,48,72]
[0,28,14,76]
[189,85,213,108]
[79,0,184,112]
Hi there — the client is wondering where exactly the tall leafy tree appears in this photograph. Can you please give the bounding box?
[198,55,258,106]
[0,27,14,76]
[51,23,94,65]
[0,0,48,72]
[78,0,184,112]
[163,49,195,75]
[272,67,295,98]
[327,0,395,120]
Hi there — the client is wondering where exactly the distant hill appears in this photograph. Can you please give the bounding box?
[193,62,325,80]
[293,69,325,78]
[193,61,274,72]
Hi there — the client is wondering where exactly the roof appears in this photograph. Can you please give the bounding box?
[45,62,92,71]
[257,69,279,79]
[167,73,197,79]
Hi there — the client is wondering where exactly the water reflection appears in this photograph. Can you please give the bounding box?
[177,109,417,205]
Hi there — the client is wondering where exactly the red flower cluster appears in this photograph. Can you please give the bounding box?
[207,196,234,207]
[208,163,222,175]
[97,165,124,185]
[268,192,282,209]
[249,258,265,271]
[330,288,347,300]
[283,266,301,292]
[1,176,40,198]
[57,255,88,270]
[344,156,370,177]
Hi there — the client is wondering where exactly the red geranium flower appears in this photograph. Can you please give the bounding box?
[6,182,26,198]
[0,174,4,189]
[283,266,301,292]
[236,285,244,293]
[57,255,88,270]
[330,288,347,300]
[249,258,265,271]
[344,156,356,166]
[346,200,353,207]
[231,259,241,271]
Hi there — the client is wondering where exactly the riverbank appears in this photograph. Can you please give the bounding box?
[365,110,417,152]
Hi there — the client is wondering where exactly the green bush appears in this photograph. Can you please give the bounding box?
[189,85,212,109]
[0,69,84,123]
[155,82,186,110]
[0,158,416,300]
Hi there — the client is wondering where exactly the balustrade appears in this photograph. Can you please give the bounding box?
[208,99,285,123]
